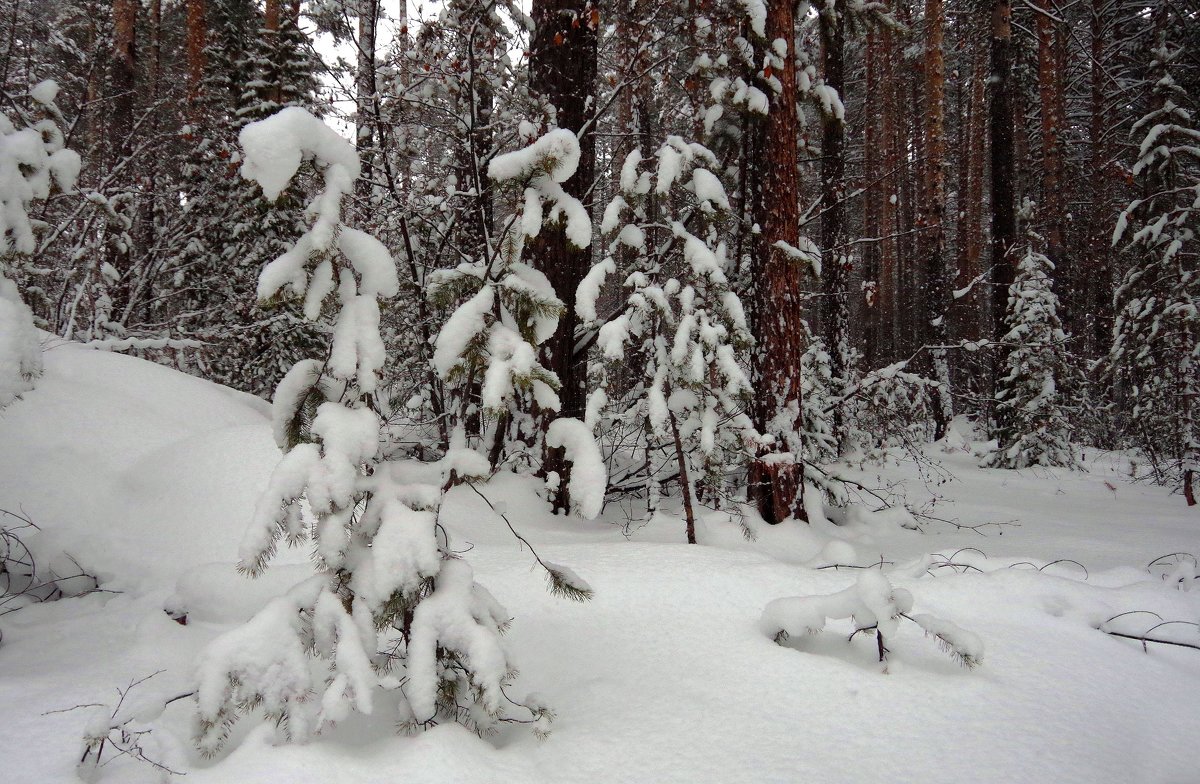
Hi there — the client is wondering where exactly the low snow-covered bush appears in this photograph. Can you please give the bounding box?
[760,571,983,669]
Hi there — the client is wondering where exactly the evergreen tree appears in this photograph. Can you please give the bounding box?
[171,0,324,396]
[985,226,1077,470]
[194,108,566,751]
[1109,5,1200,502]
[0,81,80,408]
[587,136,758,541]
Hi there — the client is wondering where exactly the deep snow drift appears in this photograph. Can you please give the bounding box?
[1,344,1198,783]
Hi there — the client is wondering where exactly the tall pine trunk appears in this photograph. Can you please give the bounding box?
[1035,0,1068,320]
[528,0,598,512]
[354,0,379,212]
[749,0,806,524]
[106,0,137,316]
[921,0,952,439]
[820,0,849,447]
[988,0,1018,426]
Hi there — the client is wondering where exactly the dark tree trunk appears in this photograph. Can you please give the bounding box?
[820,0,849,448]
[1085,0,1114,358]
[106,0,137,316]
[354,0,379,211]
[862,28,883,368]
[528,0,598,512]
[988,0,1018,412]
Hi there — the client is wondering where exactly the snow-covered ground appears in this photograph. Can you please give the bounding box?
[2,344,1198,783]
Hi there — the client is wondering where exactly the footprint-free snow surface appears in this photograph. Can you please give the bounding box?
[1,343,1198,783]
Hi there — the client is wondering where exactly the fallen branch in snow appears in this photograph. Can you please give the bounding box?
[1008,558,1090,580]
[916,509,1020,536]
[1,508,106,633]
[1099,612,1200,653]
[465,482,594,602]
[62,671,194,779]
[1147,553,1198,589]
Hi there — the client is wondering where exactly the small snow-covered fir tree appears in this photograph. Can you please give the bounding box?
[1109,10,1200,502]
[429,128,607,518]
[0,80,80,408]
[583,137,758,540]
[193,108,557,754]
[985,227,1077,470]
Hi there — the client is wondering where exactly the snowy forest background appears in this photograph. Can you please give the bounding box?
[1,0,1199,781]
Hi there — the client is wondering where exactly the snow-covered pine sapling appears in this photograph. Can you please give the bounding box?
[582,137,758,542]
[193,108,552,754]
[984,219,1077,470]
[429,129,606,518]
[760,570,983,669]
[0,81,81,409]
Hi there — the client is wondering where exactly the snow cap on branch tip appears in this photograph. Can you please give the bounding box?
[239,107,361,201]
[488,128,581,184]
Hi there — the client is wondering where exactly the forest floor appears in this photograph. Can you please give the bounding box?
[1,342,1198,783]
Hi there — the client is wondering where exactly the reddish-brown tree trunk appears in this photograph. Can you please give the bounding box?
[920,0,952,438]
[185,0,205,104]
[1035,0,1067,303]
[106,0,137,316]
[749,0,806,524]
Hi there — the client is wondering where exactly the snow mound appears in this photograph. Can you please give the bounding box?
[0,342,283,589]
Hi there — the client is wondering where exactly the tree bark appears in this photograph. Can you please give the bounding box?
[528,0,598,512]
[921,0,952,438]
[749,0,806,524]
[820,0,849,447]
[988,0,1018,360]
[1035,0,1067,313]
[862,27,883,368]
[185,0,205,104]
[354,0,379,211]
[109,0,136,161]
[106,0,138,316]
[1085,0,1113,358]
[955,25,987,347]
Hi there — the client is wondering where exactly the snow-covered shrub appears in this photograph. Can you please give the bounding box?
[0,81,80,408]
[985,236,1077,470]
[193,109,555,754]
[841,360,936,462]
[583,137,759,539]
[760,570,983,668]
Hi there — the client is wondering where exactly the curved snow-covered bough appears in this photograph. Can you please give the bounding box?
[760,570,984,669]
